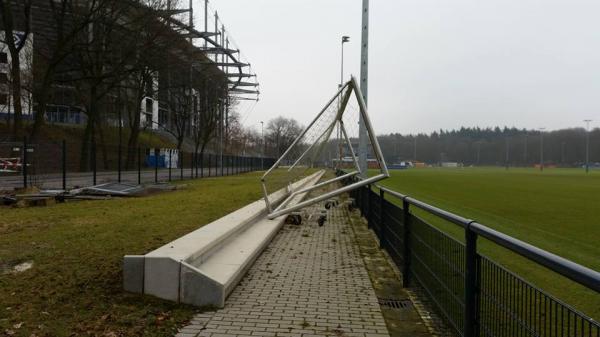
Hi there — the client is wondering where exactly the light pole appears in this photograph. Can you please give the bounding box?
[584,119,592,173]
[337,36,350,167]
[539,128,545,172]
[341,36,350,85]
[260,121,264,170]
[358,0,369,177]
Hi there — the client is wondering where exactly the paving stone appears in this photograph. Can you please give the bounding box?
[177,200,391,337]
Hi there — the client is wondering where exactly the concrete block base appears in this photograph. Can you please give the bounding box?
[123,171,325,308]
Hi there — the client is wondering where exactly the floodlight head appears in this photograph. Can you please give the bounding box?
[260,76,389,219]
[342,36,350,43]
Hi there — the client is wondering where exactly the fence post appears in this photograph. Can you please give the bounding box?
[402,197,411,287]
[357,183,361,215]
[22,136,28,188]
[137,147,141,185]
[92,140,97,185]
[117,141,122,183]
[464,223,480,337]
[154,148,158,183]
[62,140,67,190]
[379,189,385,248]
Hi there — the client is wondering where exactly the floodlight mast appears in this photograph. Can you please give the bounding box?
[338,36,350,170]
[358,0,370,178]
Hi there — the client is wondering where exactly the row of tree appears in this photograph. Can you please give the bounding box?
[225,116,303,159]
[222,118,600,169]
[377,127,600,167]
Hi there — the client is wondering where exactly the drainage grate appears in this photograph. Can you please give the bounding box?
[378,298,413,310]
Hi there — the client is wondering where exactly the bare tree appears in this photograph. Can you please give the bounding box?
[124,0,175,168]
[0,0,32,139]
[266,116,302,157]
[29,0,103,141]
[192,86,223,159]
[73,0,170,170]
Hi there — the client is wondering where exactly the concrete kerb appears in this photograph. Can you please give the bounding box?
[123,170,325,307]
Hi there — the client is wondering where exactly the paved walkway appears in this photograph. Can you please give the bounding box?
[176,201,390,337]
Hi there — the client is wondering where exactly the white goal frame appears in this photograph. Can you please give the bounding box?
[261,76,389,219]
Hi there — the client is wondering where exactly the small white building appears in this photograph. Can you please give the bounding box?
[140,73,160,130]
[441,162,461,168]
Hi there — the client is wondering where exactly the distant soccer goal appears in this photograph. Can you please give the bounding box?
[261,76,389,219]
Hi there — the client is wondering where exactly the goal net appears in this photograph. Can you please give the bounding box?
[261,76,389,219]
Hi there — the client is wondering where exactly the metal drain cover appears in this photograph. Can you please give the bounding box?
[378,298,413,310]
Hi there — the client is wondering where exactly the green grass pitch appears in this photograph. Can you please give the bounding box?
[377,167,600,319]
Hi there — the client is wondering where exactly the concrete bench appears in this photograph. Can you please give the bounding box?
[123,170,325,307]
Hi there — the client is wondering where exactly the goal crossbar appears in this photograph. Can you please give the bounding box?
[261,76,389,219]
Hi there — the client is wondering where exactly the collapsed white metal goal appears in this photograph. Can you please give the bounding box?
[261,76,389,219]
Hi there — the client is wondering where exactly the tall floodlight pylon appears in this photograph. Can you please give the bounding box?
[261,76,389,219]
[358,0,370,178]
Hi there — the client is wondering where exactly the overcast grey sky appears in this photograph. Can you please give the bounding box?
[197,0,600,135]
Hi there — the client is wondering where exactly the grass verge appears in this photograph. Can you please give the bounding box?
[0,172,268,336]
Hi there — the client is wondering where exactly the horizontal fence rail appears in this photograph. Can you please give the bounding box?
[0,139,276,190]
[339,171,600,337]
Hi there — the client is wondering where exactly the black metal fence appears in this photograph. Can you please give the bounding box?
[0,138,275,191]
[344,173,600,337]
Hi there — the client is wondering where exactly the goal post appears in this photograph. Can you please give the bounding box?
[261,75,389,219]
